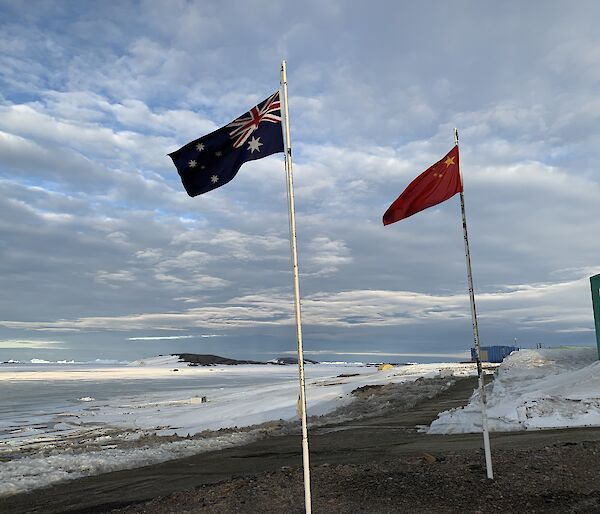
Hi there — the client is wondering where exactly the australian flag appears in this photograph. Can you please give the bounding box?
[169,91,284,197]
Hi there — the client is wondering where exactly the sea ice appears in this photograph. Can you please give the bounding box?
[0,359,478,495]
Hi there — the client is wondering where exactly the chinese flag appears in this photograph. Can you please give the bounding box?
[383,146,463,225]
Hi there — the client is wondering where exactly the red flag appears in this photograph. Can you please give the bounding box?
[383,146,463,226]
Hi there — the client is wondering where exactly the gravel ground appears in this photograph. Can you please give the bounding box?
[111,440,600,514]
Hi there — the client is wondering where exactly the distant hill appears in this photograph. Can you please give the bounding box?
[172,354,319,366]
[270,357,319,365]
[174,354,264,366]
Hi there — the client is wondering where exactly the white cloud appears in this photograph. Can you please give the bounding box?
[304,236,352,275]
[0,339,67,349]
[128,335,193,341]
[127,334,222,340]
[95,270,137,285]
[1,271,595,333]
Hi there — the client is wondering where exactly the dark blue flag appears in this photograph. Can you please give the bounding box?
[169,91,284,197]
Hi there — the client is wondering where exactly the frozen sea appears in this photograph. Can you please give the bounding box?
[3,356,461,496]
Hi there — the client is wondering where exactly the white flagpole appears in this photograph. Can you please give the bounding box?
[455,128,494,480]
[280,59,313,513]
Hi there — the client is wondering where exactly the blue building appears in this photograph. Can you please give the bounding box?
[471,345,519,363]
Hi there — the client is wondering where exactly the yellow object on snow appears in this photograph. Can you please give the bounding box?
[378,363,394,371]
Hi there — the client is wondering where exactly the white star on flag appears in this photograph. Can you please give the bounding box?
[196,143,205,152]
[247,136,263,153]
[188,160,197,168]
[211,175,219,183]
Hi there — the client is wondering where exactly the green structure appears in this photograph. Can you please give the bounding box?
[591,274,600,360]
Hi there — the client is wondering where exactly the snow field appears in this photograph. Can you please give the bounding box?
[0,358,478,495]
[8,348,597,497]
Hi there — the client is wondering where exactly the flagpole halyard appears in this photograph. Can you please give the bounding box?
[281,59,313,513]
[455,128,494,480]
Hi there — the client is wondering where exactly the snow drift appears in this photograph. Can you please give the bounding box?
[428,347,600,433]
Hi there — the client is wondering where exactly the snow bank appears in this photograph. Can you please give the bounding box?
[428,347,600,434]
[0,431,256,497]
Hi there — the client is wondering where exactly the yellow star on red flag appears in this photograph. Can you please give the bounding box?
[444,156,456,167]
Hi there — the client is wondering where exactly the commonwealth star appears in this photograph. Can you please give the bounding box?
[247,136,263,153]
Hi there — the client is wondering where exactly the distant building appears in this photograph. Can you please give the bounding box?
[471,345,519,363]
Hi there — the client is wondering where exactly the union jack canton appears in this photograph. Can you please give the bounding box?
[169,91,285,197]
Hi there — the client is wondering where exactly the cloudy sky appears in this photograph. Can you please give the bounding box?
[1,0,599,363]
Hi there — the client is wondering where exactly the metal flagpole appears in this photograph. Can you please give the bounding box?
[280,59,313,513]
[455,128,494,480]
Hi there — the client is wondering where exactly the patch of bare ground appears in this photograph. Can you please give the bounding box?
[111,440,600,514]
